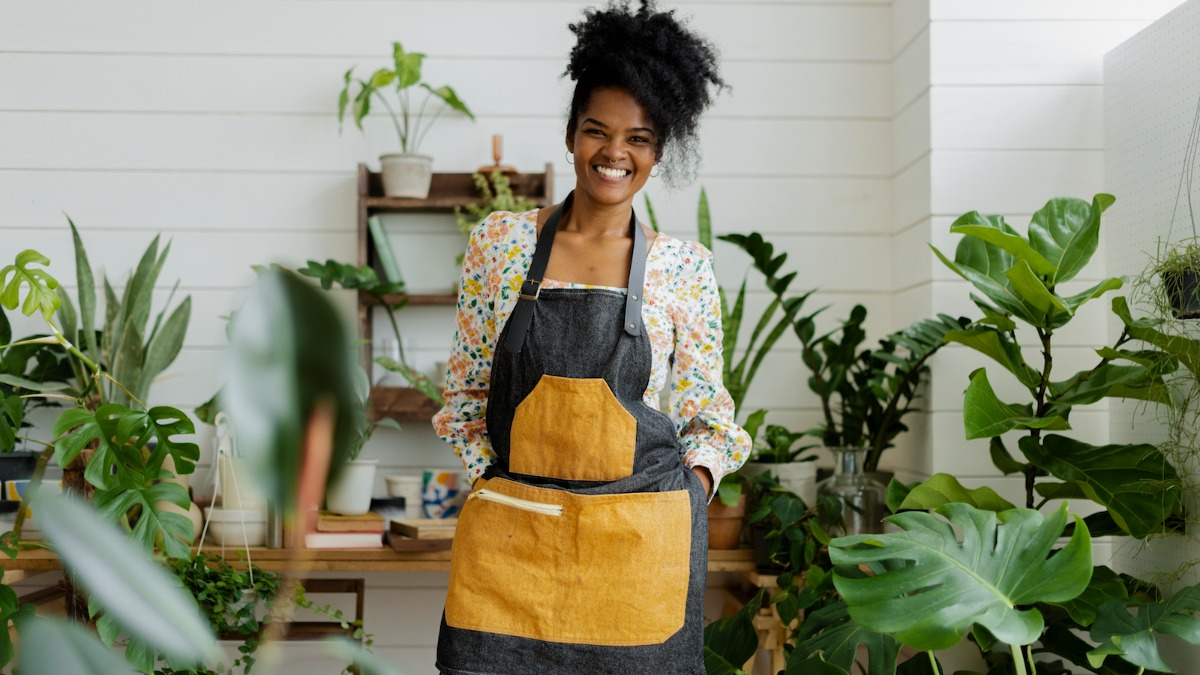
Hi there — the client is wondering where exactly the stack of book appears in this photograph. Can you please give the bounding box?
[304,511,386,549]
[385,518,457,551]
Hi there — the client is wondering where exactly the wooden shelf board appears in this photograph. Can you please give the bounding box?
[370,386,440,422]
[361,292,457,307]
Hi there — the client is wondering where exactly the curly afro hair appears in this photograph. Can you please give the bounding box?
[564,0,727,187]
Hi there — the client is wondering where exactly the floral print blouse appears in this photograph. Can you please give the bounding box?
[433,209,751,489]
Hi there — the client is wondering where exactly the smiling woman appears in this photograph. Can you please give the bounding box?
[432,2,745,674]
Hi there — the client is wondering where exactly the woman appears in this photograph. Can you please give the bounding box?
[432,2,749,672]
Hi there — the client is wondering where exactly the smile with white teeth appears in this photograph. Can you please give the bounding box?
[594,165,630,179]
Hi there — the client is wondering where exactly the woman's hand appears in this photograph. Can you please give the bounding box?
[691,466,713,499]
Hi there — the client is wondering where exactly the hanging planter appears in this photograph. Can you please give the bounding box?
[1153,91,1200,320]
[1163,266,1200,319]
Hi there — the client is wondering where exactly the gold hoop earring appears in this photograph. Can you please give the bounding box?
[565,150,574,165]
[650,165,660,178]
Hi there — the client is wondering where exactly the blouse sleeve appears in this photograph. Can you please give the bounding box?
[668,242,752,488]
[432,215,503,484]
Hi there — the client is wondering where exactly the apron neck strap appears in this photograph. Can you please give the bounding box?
[502,192,647,354]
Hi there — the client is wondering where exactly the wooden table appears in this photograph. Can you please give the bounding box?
[2,546,756,573]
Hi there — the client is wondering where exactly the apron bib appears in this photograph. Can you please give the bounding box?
[437,194,709,675]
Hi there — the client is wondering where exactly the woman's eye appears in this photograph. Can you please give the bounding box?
[586,129,605,137]
[630,136,649,144]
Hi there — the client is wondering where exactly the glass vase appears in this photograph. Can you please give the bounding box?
[817,446,887,535]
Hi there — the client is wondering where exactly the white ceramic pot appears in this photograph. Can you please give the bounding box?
[740,460,819,506]
[326,459,378,516]
[380,153,433,198]
[203,507,267,547]
[217,456,267,512]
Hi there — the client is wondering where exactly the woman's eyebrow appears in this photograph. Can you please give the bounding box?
[582,117,656,136]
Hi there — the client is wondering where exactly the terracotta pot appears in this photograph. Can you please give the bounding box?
[706,492,747,550]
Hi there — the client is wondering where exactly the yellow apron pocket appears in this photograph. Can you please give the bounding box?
[445,479,692,646]
[510,374,636,481]
[445,479,567,639]
[558,488,692,646]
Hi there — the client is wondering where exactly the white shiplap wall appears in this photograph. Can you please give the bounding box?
[886,1,1189,515]
[0,1,892,672]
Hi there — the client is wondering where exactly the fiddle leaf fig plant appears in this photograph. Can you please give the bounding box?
[928,194,1186,537]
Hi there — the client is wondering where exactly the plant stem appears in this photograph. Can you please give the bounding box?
[380,302,408,367]
[373,92,406,152]
[1026,644,1037,675]
[13,445,57,539]
[1011,643,1029,675]
[100,372,145,410]
[47,320,100,374]
[926,650,941,675]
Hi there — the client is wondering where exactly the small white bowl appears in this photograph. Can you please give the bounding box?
[203,507,266,547]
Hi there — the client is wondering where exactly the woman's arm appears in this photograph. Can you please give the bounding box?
[669,243,752,500]
[432,216,505,485]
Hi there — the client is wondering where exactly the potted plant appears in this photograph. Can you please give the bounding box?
[454,169,540,266]
[1151,238,1200,319]
[323,364,401,516]
[337,41,476,198]
[736,411,819,505]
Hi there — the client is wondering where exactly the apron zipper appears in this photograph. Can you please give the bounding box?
[468,489,564,516]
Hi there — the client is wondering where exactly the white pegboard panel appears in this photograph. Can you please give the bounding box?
[1104,2,1200,639]
[1105,0,1200,448]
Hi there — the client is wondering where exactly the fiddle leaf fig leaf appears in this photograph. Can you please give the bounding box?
[1049,565,1130,627]
[896,473,1016,512]
[1089,584,1200,672]
[932,214,1042,325]
[963,369,1069,439]
[1113,295,1200,380]
[949,221,1056,276]
[831,502,1092,651]
[1049,363,1171,407]
[1005,259,1069,315]
[0,249,61,320]
[945,326,1039,387]
[1061,277,1123,314]
[990,437,1027,475]
[1019,435,1181,539]
[1028,194,1114,285]
[789,599,900,675]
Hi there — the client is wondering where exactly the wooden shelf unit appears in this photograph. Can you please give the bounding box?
[356,162,554,421]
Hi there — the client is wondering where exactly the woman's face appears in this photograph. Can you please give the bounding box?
[567,87,658,208]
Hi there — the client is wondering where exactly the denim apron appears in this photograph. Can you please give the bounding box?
[437,193,709,674]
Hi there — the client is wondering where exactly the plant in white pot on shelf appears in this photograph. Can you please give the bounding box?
[324,366,401,516]
[337,40,476,198]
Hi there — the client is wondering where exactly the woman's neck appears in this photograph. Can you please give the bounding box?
[561,193,634,237]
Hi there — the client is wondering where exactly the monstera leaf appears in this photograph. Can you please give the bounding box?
[1019,435,1180,539]
[703,590,762,675]
[831,503,1092,651]
[896,473,1016,512]
[1089,584,1200,672]
[790,599,899,675]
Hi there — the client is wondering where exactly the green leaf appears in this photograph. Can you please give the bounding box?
[698,187,713,252]
[1049,362,1172,407]
[989,437,1027,475]
[831,502,1093,651]
[1049,565,1130,627]
[223,270,363,516]
[790,600,899,675]
[392,42,424,89]
[932,224,1041,326]
[0,307,10,345]
[33,492,218,664]
[1028,194,1114,285]
[885,478,917,513]
[786,653,851,675]
[0,249,61,320]
[0,394,24,454]
[704,590,762,674]
[367,66,396,89]
[1034,481,1090,500]
[18,616,140,674]
[949,221,1056,276]
[68,218,100,364]
[1112,296,1200,380]
[963,369,1069,439]
[137,295,191,401]
[1089,584,1200,672]
[896,473,1016,512]
[1005,258,1069,314]
[1019,435,1181,539]
[1060,276,1123,315]
[945,326,1039,387]
[642,194,660,234]
[421,83,475,120]
[337,67,354,131]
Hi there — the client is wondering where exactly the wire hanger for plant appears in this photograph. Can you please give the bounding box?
[197,412,256,584]
[1165,88,1200,246]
